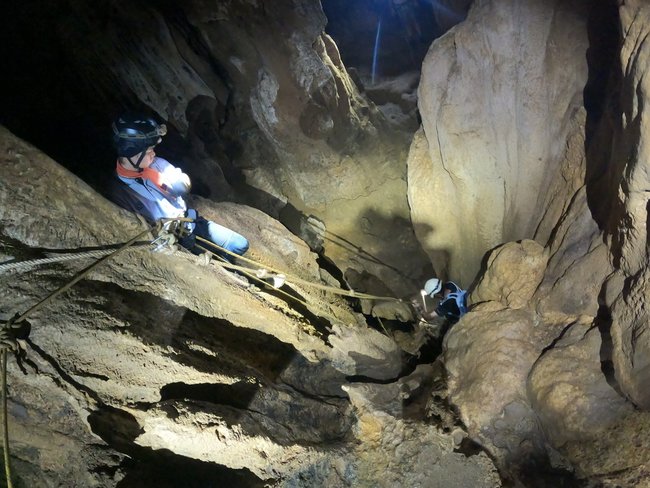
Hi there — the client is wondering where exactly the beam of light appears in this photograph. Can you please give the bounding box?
[371,17,382,85]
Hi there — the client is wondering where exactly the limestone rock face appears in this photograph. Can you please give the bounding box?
[528,323,633,447]
[161,0,433,298]
[3,0,432,301]
[596,0,650,411]
[533,188,609,322]
[610,268,650,408]
[444,306,547,470]
[0,127,499,486]
[436,1,650,485]
[443,190,621,482]
[471,239,548,310]
[409,0,590,284]
[341,365,501,488]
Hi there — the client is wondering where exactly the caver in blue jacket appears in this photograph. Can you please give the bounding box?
[110,112,249,259]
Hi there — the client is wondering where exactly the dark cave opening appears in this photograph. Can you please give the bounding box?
[1,2,125,192]
[322,0,442,82]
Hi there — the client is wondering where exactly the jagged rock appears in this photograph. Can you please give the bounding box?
[528,322,633,447]
[442,180,620,481]
[176,0,432,296]
[364,71,421,132]
[443,308,547,467]
[471,240,548,310]
[0,127,357,484]
[562,410,650,486]
[610,267,650,409]
[593,0,650,412]
[434,1,650,481]
[341,365,501,487]
[329,324,404,380]
[529,184,612,328]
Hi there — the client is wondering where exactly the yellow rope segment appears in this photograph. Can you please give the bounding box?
[193,235,403,303]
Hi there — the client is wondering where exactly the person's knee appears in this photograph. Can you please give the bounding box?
[230,234,249,256]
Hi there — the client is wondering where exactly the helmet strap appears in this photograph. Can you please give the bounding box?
[127,150,147,170]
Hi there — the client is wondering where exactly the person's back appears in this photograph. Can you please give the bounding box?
[436,281,467,322]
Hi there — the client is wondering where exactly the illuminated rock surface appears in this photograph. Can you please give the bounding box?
[1,0,650,486]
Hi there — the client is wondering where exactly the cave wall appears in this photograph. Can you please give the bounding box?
[1,0,432,300]
[0,125,500,487]
[166,0,434,298]
[414,0,650,484]
[409,0,590,284]
[597,0,650,411]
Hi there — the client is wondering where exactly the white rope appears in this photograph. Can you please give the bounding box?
[0,244,151,274]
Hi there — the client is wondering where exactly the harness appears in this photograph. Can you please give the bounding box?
[438,281,468,320]
[446,290,468,316]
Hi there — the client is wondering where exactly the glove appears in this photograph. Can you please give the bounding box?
[168,173,191,197]
[182,208,198,236]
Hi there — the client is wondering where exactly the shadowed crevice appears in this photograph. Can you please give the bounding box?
[87,405,266,488]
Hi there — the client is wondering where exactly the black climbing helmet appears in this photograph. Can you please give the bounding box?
[112,112,167,158]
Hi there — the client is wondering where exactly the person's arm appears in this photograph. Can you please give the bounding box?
[152,158,191,196]
[436,297,461,321]
[409,294,441,322]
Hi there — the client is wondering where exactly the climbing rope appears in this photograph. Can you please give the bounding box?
[193,240,351,329]
[191,235,408,334]
[0,245,152,275]
[193,235,403,302]
[8,226,162,326]
[304,219,416,285]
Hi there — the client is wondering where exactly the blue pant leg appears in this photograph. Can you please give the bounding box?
[194,217,249,257]
[207,220,249,256]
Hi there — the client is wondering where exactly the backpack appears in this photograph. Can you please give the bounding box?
[438,281,468,321]
[446,290,468,316]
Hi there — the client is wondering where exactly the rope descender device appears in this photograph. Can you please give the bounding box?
[150,230,177,253]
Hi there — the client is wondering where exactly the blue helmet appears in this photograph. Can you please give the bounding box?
[112,113,167,158]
